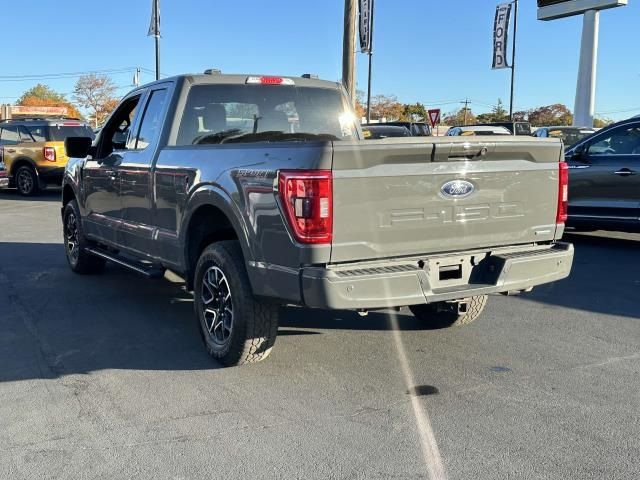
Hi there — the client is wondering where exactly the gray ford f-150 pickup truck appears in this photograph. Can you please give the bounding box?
[61,72,574,366]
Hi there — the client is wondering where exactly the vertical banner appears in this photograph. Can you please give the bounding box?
[359,0,373,53]
[148,0,160,37]
[492,3,512,69]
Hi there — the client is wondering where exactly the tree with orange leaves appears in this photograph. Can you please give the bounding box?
[73,74,119,128]
[17,84,83,119]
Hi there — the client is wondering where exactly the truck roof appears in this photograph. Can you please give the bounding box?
[140,73,342,90]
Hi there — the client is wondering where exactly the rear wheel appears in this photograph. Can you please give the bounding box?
[63,200,106,274]
[16,165,39,196]
[194,241,278,366]
[409,295,488,328]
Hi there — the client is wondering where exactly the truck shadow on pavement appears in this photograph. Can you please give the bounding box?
[0,189,61,202]
[0,242,446,383]
[0,242,217,382]
[523,233,640,320]
[0,234,637,382]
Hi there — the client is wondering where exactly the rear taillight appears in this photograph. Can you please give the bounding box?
[43,147,56,162]
[278,170,333,244]
[556,161,569,223]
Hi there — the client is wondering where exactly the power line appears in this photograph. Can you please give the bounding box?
[0,67,141,83]
[0,84,134,100]
[595,106,640,115]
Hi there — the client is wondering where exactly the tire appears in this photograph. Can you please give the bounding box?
[194,240,278,366]
[15,165,39,196]
[409,295,488,328]
[63,200,106,274]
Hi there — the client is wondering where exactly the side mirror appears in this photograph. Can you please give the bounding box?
[65,136,93,158]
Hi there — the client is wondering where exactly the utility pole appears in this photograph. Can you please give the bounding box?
[365,0,375,123]
[148,0,161,81]
[461,99,470,125]
[509,0,519,119]
[342,0,357,106]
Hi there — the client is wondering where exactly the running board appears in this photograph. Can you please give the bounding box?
[86,247,165,279]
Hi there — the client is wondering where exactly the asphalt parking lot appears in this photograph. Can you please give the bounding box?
[1,189,639,480]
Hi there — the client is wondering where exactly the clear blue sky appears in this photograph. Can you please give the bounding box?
[1,0,637,119]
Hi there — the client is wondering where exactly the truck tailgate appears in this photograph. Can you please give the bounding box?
[330,137,563,263]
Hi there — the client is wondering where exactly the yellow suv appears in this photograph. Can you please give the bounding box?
[0,118,94,196]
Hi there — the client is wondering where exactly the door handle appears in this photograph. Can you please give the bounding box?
[5,148,16,153]
[105,170,119,181]
[614,168,636,176]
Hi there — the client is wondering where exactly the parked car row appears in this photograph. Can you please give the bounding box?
[2,106,638,236]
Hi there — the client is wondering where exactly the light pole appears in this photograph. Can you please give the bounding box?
[509,0,518,120]
[573,10,599,126]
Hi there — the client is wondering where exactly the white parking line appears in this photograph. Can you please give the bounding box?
[389,312,448,480]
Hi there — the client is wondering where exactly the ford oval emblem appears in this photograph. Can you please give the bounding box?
[440,180,475,198]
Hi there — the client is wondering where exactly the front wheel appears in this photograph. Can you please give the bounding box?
[194,241,278,366]
[16,165,39,196]
[409,295,488,328]
[63,200,106,274]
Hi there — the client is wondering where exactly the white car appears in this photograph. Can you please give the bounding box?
[445,125,512,136]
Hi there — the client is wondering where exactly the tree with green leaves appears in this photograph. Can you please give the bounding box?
[402,102,427,122]
[476,99,509,124]
[593,117,613,128]
[443,107,476,126]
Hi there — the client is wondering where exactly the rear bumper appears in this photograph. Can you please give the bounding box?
[299,242,574,310]
[37,166,64,185]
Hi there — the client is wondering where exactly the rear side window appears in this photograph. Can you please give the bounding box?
[0,126,20,145]
[176,84,357,146]
[135,89,168,150]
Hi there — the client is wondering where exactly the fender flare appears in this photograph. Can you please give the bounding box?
[180,184,254,268]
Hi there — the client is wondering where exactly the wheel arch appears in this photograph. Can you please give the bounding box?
[9,157,39,177]
[62,183,77,207]
[181,186,253,290]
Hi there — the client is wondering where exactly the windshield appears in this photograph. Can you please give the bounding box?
[176,84,358,145]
